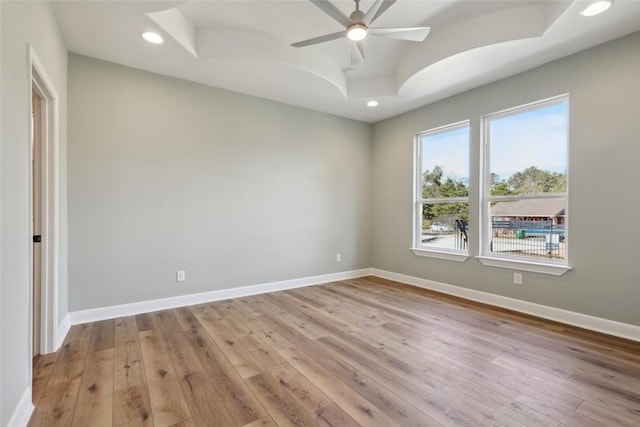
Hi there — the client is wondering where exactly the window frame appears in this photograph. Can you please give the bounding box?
[412,120,470,262]
[478,95,571,275]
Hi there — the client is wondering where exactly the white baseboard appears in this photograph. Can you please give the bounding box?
[62,266,639,343]
[68,269,370,325]
[370,268,640,342]
[55,313,71,350]
[7,387,34,427]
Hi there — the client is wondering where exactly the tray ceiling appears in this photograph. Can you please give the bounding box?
[52,0,640,122]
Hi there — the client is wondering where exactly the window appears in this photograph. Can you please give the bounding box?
[413,122,470,261]
[481,96,569,273]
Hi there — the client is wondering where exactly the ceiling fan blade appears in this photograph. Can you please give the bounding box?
[363,0,383,25]
[310,0,352,28]
[351,40,365,66]
[369,27,431,42]
[365,0,397,25]
[291,31,347,47]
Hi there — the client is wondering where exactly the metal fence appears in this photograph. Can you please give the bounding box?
[455,219,468,250]
[491,219,565,259]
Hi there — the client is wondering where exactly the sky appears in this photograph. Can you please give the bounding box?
[421,125,469,182]
[421,101,568,182]
[490,101,568,180]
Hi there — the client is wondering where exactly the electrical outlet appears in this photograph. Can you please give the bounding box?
[176,270,186,282]
[336,253,342,262]
[513,272,523,285]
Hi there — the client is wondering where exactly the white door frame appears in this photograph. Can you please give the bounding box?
[28,46,59,357]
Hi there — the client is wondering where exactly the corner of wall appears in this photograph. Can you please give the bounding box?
[6,388,33,427]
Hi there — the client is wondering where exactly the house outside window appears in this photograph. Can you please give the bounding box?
[412,121,470,262]
[479,95,570,274]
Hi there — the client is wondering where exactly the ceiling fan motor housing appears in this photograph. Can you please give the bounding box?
[347,8,367,41]
[350,9,365,24]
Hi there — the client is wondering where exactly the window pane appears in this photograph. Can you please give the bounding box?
[420,202,469,251]
[489,101,568,196]
[421,126,469,198]
[490,198,566,260]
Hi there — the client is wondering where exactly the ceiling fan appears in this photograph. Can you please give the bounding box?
[291,0,430,65]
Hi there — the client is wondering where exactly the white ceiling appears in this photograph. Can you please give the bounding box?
[52,0,640,122]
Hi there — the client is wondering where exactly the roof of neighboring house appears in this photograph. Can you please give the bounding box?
[491,199,565,217]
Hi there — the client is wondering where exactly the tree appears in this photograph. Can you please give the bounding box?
[422,165,443,199]
[422,167,469,224]
[419,165,566,227]
[490,173,513,196]
[506,166,567,194]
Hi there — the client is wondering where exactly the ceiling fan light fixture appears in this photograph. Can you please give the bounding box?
[347,23,368,41]
[142,31,164,44]
[580,0,613,17]
[367,100,379,108]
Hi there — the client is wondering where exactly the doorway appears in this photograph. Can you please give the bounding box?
[31,89,44,356]
[29,47,60,366]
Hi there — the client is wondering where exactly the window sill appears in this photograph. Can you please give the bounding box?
[476,256,572,276]
[411,248,470,262]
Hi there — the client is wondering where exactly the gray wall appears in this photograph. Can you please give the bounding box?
[0,1,68,424]
[68,55,372,311]
[371,33,640,326]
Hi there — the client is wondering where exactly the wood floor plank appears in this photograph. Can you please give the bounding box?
[576,400,639,427]
[260,295,450,395]
[71,348,115,427]
[183,322,270,425]
[149,311,228,425]
[242,417,278,427]
[317,334,448,401]
[313,402,361,427]
[258,314,443,427]
[31,375,50,406]
[33,352,58,379]
[167,419,197,427]
[246,372,322,427]
[30,277,640,427]
[251,294,330,340]
[88,319,115,353]
[28,374,83,426]
[238,332,332,414]
[151,311,205,377]
[191,304,265,378]
[229,298,296,351]
[181,371,242,426]
[28,323,94,426]
[32,353,58,405]
[114,316,146,390]
[278,346,405,427]
[336,324,558,426]
[136,312,156,333]
[427,385,527,427]
[113,383,154,426]
[264,291,362,335]
[139,329,192,427]
[173,306,202,332]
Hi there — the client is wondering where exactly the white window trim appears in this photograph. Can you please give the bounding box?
[411,248,470,262]
[480,95,571,274]
[412,121,470,260]
[476,256,572,275]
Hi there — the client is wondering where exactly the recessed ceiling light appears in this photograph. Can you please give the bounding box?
[142,31,164,44]
[367,100,379,108]
[580,0,613,17]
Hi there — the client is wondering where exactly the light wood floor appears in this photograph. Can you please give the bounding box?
[29,276,640,427]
